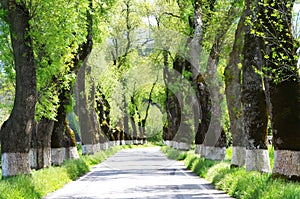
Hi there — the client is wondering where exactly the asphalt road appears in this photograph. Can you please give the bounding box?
[44,147,233,199]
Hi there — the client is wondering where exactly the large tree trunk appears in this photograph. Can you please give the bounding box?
[194,74,211,154]
[63,119,79,160]
[73,0,97,154]
[88,79,101,149]
[162,51,173,145]
[75,61,99,154]
[224,10,246,167]
[189,0,204,154]
[51,89,69,165]
[30,118,54,169]
[0,1,36,177]
[202,52,226,160]
[129,116,137,144]
[200,4,238,160]
[164,56,184,148]
[95,86,110,148]
[242,1,270,173]
[51,88,79,165]
[190,0,237,159]
[259,0,300,181]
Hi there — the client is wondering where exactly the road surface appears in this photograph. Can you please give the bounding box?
[44,147,233,199]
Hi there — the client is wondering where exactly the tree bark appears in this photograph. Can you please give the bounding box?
[75,61,98,154]
[0,1,36,177]
[51,88,69,165]
[73,0,97,154]
[129,115,137,143]
[242,0,270,173]
[224,10,246,167]
[189,0,205,154]
[165,56,184,146]
[30,118,54,169]
[123,93,129,144]
[95,86,110,145]
[194,74,211,154]
[202,52,226,160]
[162,51,173,143]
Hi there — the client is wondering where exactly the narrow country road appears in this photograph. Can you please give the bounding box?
[44,147,233,199]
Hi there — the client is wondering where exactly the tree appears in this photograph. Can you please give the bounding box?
[129,78,158,143]
[95,85,111,147]
[224,9,246,167]
[189,0,239,160]
[75,61,100,154]
[0,0,36,177]
[257,0,300,180]
[24,0,93,166]
[30,118,54,169]
[189,0,204,154]
[242,0,271,172]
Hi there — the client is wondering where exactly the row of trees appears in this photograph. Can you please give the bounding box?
[0,0,117,176]
[161,0,300,181]
[0,0,299,182]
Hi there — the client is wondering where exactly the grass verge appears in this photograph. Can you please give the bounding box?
[161,146,300,199]
[0,145,127,199]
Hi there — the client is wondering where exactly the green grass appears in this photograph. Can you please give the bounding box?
[0,145,127,199]
[161,146,300,199]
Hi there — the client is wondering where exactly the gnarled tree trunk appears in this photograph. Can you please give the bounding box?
[0,1,36,177]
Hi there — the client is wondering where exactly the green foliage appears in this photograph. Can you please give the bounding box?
[185,153,218,178]
[248,0,298,83]
[0,17,15,126]
[63,159,89,180]
[0,175,41,199]
[31,167,71,197]
[0,18,14,81]
[161,146,187,160]
[208,165,300,199]
[31,0,90,121]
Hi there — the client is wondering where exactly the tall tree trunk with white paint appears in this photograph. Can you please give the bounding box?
[242,0,270,173]
[224,10,246,167]
[0,0,36,177]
